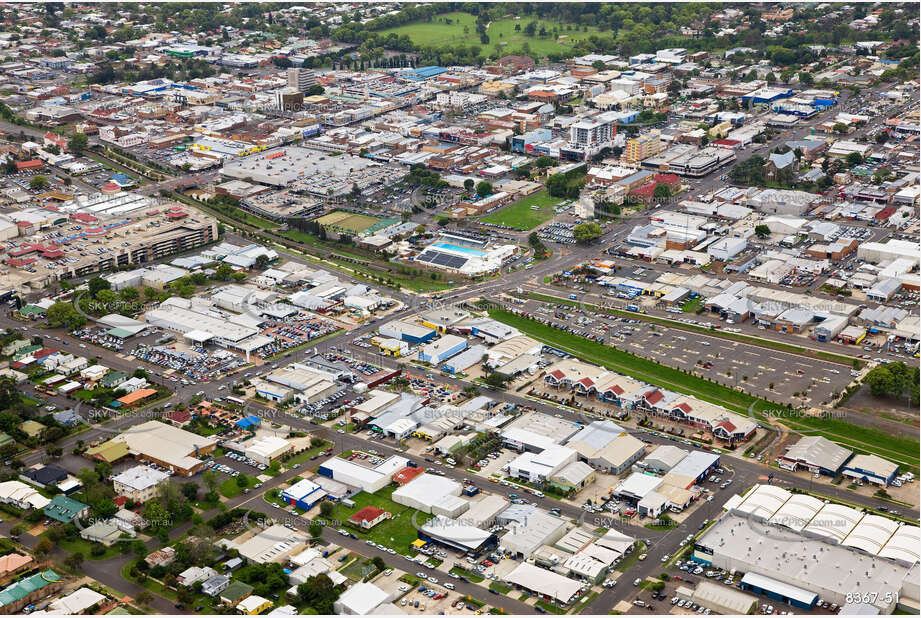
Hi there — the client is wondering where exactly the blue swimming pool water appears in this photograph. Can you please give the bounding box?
[432,242,486,257]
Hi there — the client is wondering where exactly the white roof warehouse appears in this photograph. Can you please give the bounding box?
[504,562,584,605]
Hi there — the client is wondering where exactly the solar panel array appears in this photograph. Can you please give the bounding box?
[415,250,469,270]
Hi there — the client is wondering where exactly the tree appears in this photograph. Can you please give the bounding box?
[845,151,863,168]
[463,178,474,193]
[319,501,334,518]
[29,175,49,190]
[214,263,234,281]
[572,222,603,244]
[135,590,153,607]
[833,122,849,135]
[88,276,111,299]
[45,302,86,330]
[34,538,53,560]
[475,181,492,197]
[64,552,85,571]
[296,574,338,614]
[754,224,771,239]
[68,132,88,154]
[483,372,510,388]
[254,254,270,270]
[653,183,672,199]
[308,521,323,538]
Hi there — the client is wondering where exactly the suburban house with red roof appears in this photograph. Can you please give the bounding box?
[348,506,391,530]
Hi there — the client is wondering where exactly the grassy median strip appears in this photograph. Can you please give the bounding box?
[488,308,775,417]
[525,292,858,367]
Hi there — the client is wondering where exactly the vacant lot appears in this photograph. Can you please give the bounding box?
[480,190,560,230]
[380,13,600,58]
[320,485,433,551]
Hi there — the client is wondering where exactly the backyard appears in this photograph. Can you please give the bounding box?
[479,190,561,230]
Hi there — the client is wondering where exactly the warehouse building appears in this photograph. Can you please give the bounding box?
[281,478,327,510]
[317,455,408,493]
[779,436,853,476]
[504,562,584,606]
[333,582,392,615]
[508,445,577,484]
[244,436,293,465]
[441,344,487,374]
[378,320,437,344]
[842,454,899,487]
[419,515,495,554]
[113,421,217,476]
[263,366,338,404]
[675,580,758,615]
[418,335,467,364]
[497,504,567,559]
[144,299,272,361]
[392,473,467,517]
[565,421,647,474]
[692,512,916,612]
[224,525,305,564]
[462,494,510,528]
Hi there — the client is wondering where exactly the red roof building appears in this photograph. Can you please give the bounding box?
[70,213,99,224]
[348,506,391,529]
[393,466,424,485]
[15,160,43,171]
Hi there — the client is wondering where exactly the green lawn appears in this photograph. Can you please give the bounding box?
[318,485,432,550]
[284,440,333,467]
[51,534,124,561]
[535,600,566,614]
[380,13,601,58]
[681,297,703,313]
[219,474,257,499]
[480,190,561,231]
[489,582,512,595]
[449,566,484,583]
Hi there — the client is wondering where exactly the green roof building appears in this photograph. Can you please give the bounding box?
[0,570,63,610]
[220,580,254,605]
[44,494,89,523]
[101,371,128,389]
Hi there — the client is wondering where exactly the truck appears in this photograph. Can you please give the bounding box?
[626,304,639,312]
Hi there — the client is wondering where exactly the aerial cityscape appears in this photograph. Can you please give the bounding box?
[0,1,915,616]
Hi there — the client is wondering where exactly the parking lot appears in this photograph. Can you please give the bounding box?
[519,298,855,407]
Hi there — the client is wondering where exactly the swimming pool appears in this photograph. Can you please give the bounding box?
[432,242,487,257]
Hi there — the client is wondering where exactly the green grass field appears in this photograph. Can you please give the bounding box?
[380,13,601,58]
[480,190,561,230]
[219,474,257,499]
[319,485,432,550]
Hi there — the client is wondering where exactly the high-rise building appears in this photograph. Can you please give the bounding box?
[287,67,316,93]
[625,131,663,163]
[275,87,304,111]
